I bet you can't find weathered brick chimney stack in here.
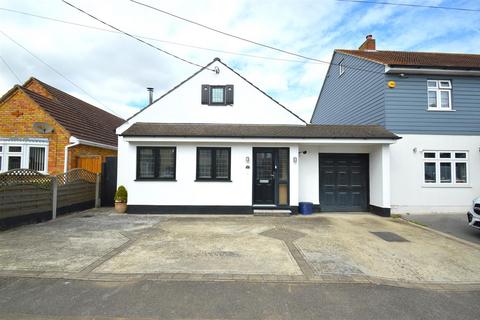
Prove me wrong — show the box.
[359,34,376,51]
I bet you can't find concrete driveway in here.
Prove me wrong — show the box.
[404,213,480,245]
[1,209,480,288]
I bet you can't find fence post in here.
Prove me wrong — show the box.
[52,176,58,220]
[95,173,101,208]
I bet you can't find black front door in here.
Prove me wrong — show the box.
[253,148,290,206]
[101,156,118,207]
[253,149,275,204]
[319,154,369,212]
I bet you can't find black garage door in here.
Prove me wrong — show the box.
[319,154,369,212]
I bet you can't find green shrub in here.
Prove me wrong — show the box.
[114,185,128,202]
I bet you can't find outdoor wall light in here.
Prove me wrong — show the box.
[413,147,418,153]
[245,156,250,163]
[293,157,298,163]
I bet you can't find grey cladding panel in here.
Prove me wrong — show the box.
[385,75,480,134]
[311,52,386,126]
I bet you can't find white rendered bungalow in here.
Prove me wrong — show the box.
[116,58,399,216]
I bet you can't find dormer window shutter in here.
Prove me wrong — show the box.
[201,85,210,104]
[225,85,234,105]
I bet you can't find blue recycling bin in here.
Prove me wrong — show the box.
[299,202,314,215]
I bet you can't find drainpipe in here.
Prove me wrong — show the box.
[64,137,80,172]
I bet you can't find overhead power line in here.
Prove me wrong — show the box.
[0,29,121,117]
[62,0,215,72]
[129,0,325,63]
[0,53,21,82]
[335,0,480,12]
[0,7,322,65]
[128,0,383,75]
[0,5,383,75]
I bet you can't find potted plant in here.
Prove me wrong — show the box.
[114,185,128,213]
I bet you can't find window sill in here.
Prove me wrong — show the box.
[426,108,456,112]
[135,178,177,182]
[422,184,470,188]
[195,179,232,182]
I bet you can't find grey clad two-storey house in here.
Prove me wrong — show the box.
[311,35,480,214]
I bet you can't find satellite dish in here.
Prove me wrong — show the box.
[33,122,54,134]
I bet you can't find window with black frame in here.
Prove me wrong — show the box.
[136,147,176,180]
[196,147,231,181]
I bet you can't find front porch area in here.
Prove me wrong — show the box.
[298,142,391,216]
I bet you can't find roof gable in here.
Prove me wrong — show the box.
[120,58,305,132]
[2,78,125,147]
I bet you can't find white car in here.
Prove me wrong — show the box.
[467,197,480,229]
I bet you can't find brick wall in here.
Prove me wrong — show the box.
[0,89,70,174]
[24,79,53,99]
[0,87,118,174]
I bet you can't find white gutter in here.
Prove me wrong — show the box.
[385,66,480,76]
[64,137,80,172]
[74,138,118,151]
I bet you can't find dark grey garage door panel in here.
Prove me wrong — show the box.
[319,154,369,212]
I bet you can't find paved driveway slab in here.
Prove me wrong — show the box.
[1,210,480,286]
[0,212,163,272]
[296,214,480,282]
[95,219,302,275]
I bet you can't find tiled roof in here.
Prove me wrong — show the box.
[121,123,400,140]
[22,79,125,147]
[336,50,480,70]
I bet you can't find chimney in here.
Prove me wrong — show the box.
[359,34,376,51]
[147,87,154,104]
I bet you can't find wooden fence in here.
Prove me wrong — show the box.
[0,168,100,229]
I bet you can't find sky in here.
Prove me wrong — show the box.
[1,0,480,121]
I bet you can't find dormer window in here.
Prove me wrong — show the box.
[339,59,345,77]
[427,80,452,111]
[211,86,225,104]
[201,85,234,106]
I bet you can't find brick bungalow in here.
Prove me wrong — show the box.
[0,78,125,174]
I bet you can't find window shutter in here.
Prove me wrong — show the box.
[225,85,234,105]
[201,85,210,104]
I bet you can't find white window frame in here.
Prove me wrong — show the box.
[339,59,345,77]
[422,151,468,187]
[0,138,49,174]
[427,80,453,111]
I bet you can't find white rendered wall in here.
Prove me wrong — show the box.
[117,60,304,135]
[298,144,391,209]
[390,134,480,214]
[369,145,391,209]
[117,138,299,207]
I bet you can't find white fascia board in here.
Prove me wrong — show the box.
[122,136,397,145]
[385,66,480,76]
[116,121,133,135]
[70,136,118,150]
